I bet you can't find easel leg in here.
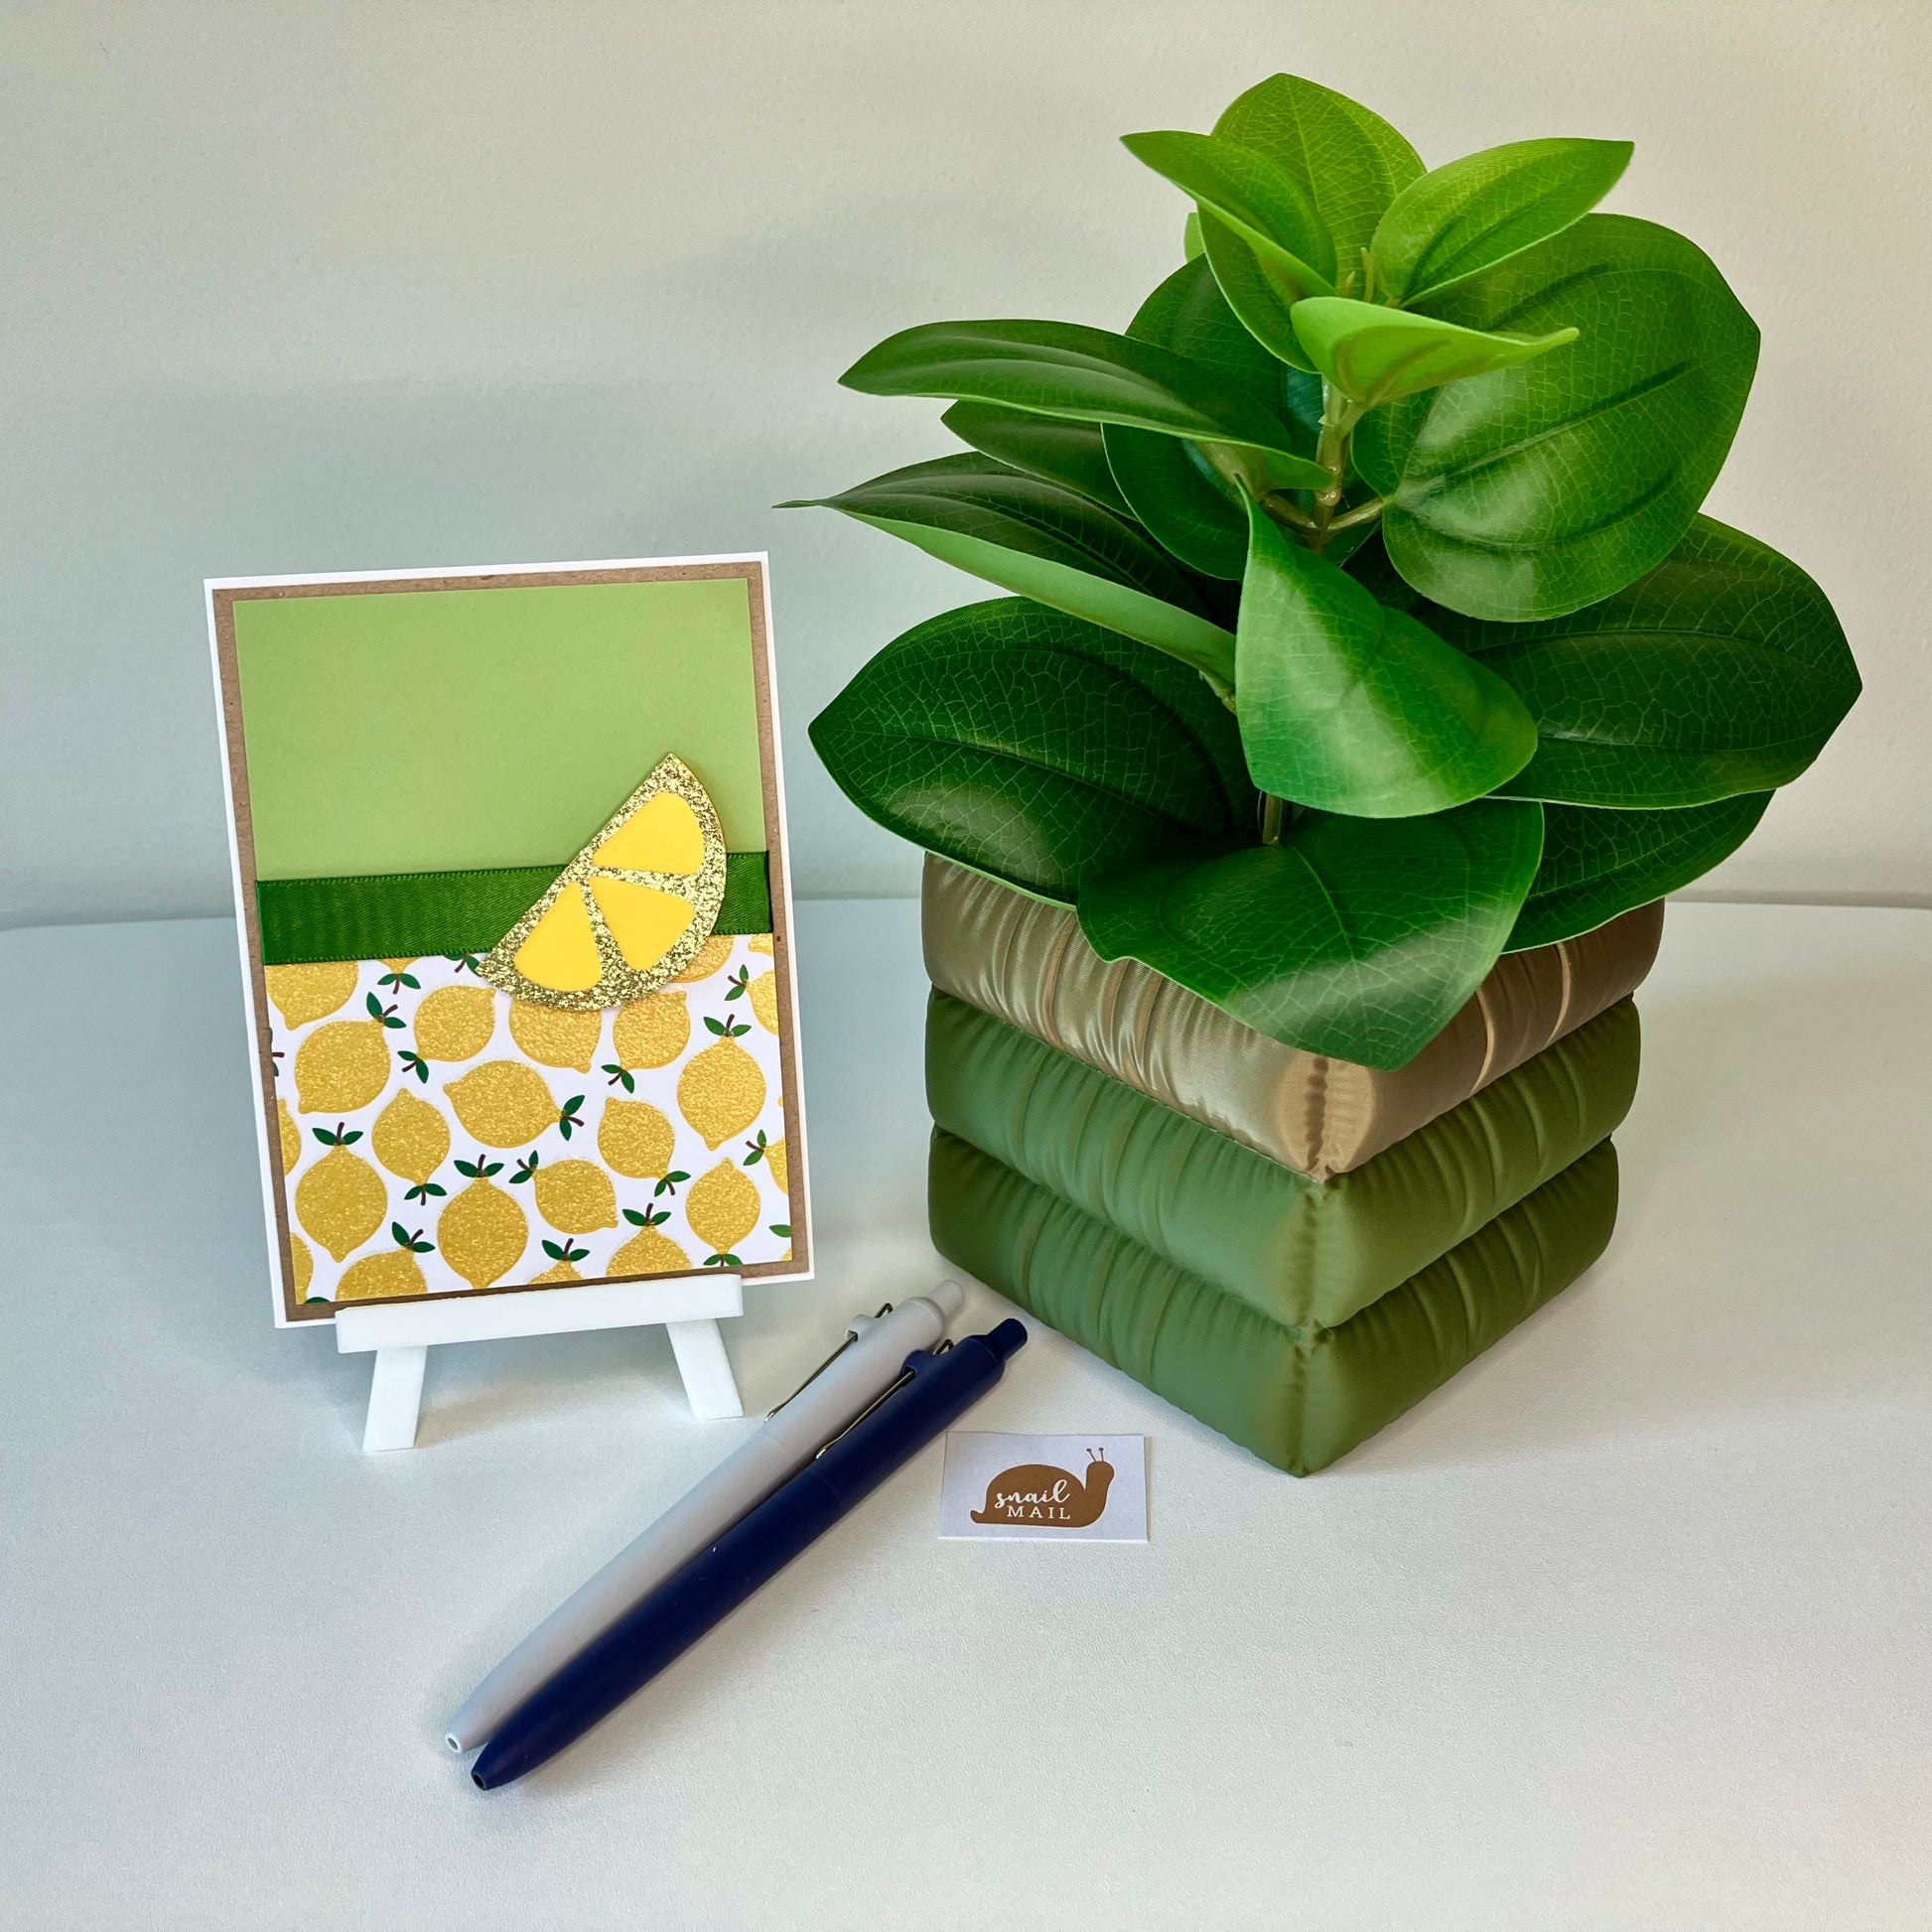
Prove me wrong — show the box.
[363,1344,429,1452]
[664,1318,744,1422]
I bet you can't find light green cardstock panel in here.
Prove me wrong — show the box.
[235,577,768,880]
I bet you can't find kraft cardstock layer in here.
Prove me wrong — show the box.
[210,560,810,1322]
[922,857,1663,1180]
[929,1131,1620,1475]
[927,992,1636,1330]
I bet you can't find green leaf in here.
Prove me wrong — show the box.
[838,318,1317,460]
[1291,298,1578,407]
[1509,794,1771,950]
[1236,504,1537,816]
[1197,211,1318,373]
[1105,258,1321,580]
[1077,798,1543,1067]
[1182,210,1204,259]
[1122,130,1337,294]
[1371,138,1633,305]
[941,401,1132,515]
[809,597,1253,902]
[1354,214,1759,621]
[1212,73,1426,283]
[1429,517,1860,807]
[787,453,1238,688]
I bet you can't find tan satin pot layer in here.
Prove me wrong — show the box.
[920,857,1664,1181]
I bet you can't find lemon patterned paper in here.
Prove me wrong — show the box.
[210,557,809,1322]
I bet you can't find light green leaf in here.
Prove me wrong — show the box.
[1105,257,1322,579]
[1372,137,1633,305]
[1077,798,1544,1066]
[1353,214,1759,621]
[1212,72,1425,282]
[1182,210,1205,259]
[941,400,1132,515]
[1432,517,1862,807]
[840,318,1319,460]
[784,454,1238,689]
[1291,297,1578,406]
[808,599,1253,902]
[1508,794,1771,950]
[1236,504,1536,816]
[1122,129,1338,296]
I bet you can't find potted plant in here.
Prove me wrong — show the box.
[792,72,1859,1470]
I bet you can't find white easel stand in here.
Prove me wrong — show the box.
[333,1273,744,1452]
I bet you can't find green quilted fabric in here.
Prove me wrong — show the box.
[927,990,1636,1327]
[929,1131,1619,1473]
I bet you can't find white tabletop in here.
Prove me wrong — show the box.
[3,898,1927,1930]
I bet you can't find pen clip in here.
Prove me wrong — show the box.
[813,1337,954,1458]
[765,1304,895,1418]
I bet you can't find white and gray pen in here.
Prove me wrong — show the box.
[444,1279,966,1752]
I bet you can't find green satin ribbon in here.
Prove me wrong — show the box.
[257,852,772,965]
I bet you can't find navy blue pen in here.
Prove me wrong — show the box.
[472,1317,1028,1789]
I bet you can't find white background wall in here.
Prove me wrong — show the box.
[2,0,1925,925]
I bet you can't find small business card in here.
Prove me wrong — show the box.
[938,1433,1147,1541]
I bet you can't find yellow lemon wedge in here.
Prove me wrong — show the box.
[591,790,705,874]
[513,886,603,993]
[477,755,728,1010]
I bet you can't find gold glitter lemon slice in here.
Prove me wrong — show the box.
[478,755,728,1012]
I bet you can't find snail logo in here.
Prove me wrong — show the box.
[970,1448,1115,1527]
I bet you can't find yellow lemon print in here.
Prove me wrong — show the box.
[508,999,603,1072]
[337,1248,427,1302]
[591,789,706,874]
[276,1098,301,1173]
[609,1220,689,1278]
[532,1160,618,1234]
[612,993,689,1069]
[438,1179,527,1290]
[445,1061,558,1148]
[413,985,496,1061]
[529,1254,583,1284]
[678,1034,765,1150]
[599,1099,677,1178]
[293,1022,390,1115]
[685,1160,761,1257]
[671,935,734,984]
[296,1144,387,1261]
[289,1234,315,1300]
[748,971,779,1034]
[371,1088,449,1184]
[378,957,418,972]
[265,961,359,1030]
[762,1137,788,1195]
[748,934,773,957]
[514,885,603,993]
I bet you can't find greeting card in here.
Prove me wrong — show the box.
[208,557,809,1323]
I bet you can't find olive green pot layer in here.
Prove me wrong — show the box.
[927,990,1636,1330]
[929,1130,1619,1475]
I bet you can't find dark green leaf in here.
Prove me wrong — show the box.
[1236,504,1537,815]
[768,1224,791,1239]
[622,1207,647,1226]
[1197,210,1318,372]
[1509,794,1770,950]
[1123,130,1337,312]
[788,453,1238,687]
[941,401,1132,514]
[1371,138,1633,305]
[809,597,1252,902]
[1077,798,1544,1066]
[1291,298,1578,406]
[1105,258,1322,580]
[1354,214,1759,621]
[1212,73,1425,283]
[837,318,1319,461]
[1434,517,1861,806]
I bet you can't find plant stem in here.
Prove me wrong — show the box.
[1260,792,1286,845]
[1308,385,1365,555]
